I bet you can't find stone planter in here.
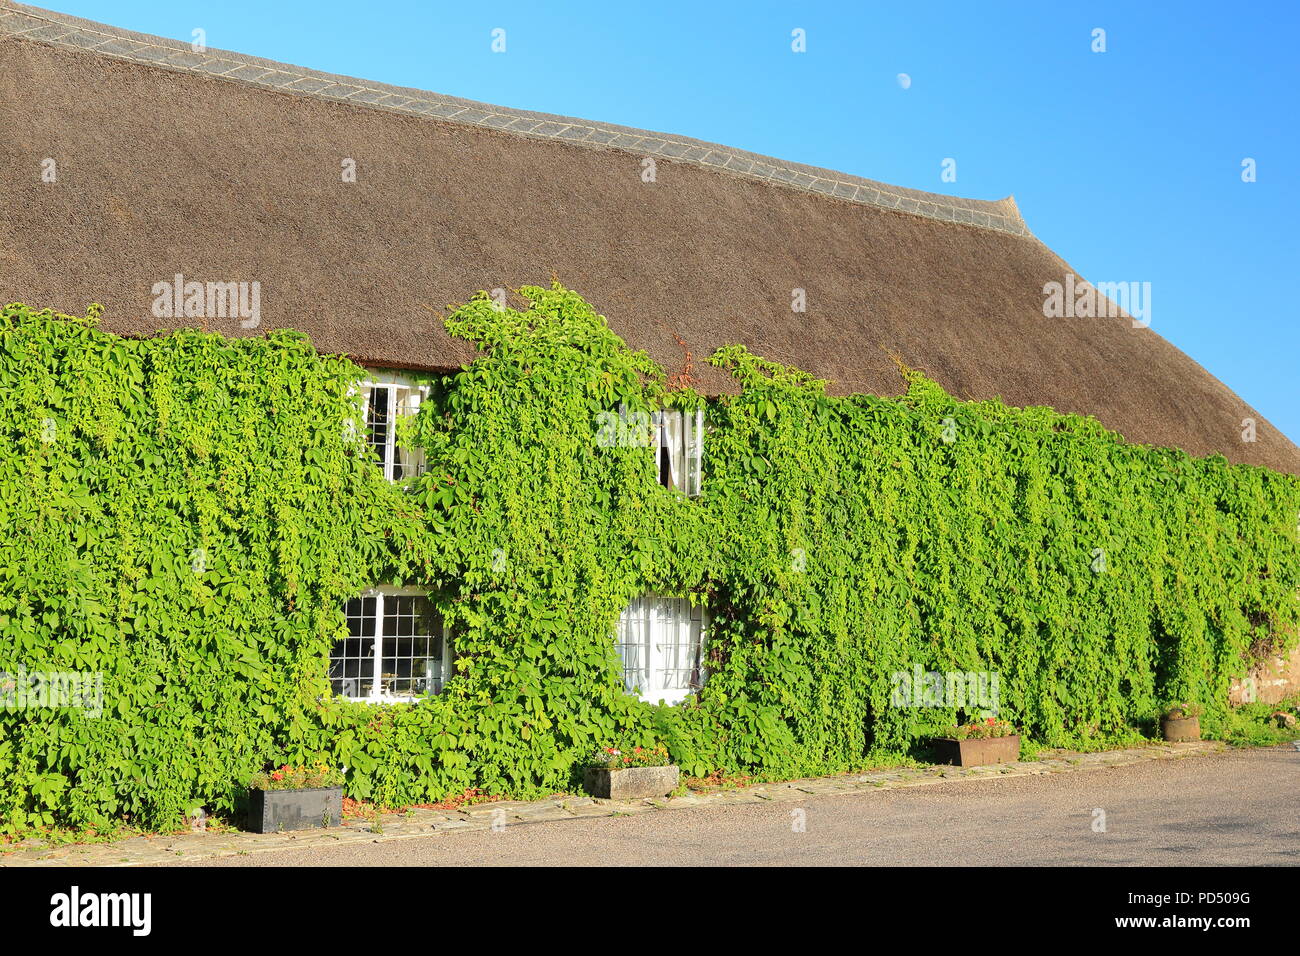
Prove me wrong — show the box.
[246,786,343,833]
[584,765,679,800]
[1160,715,1201,742]
[931,734,1020,767]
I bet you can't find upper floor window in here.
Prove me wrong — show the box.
[330,586,452,702]
[651,408,704,496]
[615,594,708,705]
[356,370,429,482]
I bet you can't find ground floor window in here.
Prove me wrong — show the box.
[615,594,707,704]
[330,587,451,701]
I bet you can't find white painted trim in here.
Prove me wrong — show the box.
[336,585,451,704]
[616,594,708,705]
[651,407,706,497]
[357,369,431,483]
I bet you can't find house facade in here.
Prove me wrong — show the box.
[1,5,1298,830]
[341,370,709,707]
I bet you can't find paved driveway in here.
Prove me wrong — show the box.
[180,746,1299,866]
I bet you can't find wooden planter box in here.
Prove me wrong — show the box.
[932,734,1020,767]
[1161,715,1201,742]
[247,786,343,833]
[584,765,679,800]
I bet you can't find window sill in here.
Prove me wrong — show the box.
[633,690,698,706]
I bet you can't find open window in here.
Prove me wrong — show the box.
[330,587,452,702]
[354,370,429,482]
[614,594,708,704]
[651,407,705,496]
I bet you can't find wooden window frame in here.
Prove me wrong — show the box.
[331,585,452,704]
[615,594,708,705]
[351,370,431,483]
[651,407,705,496]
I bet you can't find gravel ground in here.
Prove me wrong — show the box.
[177,746,1299,866]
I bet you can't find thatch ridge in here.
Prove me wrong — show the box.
[0,2,1029,236]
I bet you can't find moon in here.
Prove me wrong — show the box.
[897,73,912,90]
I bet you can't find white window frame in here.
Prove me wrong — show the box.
[651,407,705,496]
[351,369,431,482]
[615,594,708,705]
[331,585,453,704]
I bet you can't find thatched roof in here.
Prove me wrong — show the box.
[2,3,1296,473]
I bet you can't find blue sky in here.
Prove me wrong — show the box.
[46,0,1298,441]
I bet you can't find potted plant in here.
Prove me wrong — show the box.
[1160,702,1202,742]
[931,717,1021,767]
[583,745,679,800]
[246,762,345,833]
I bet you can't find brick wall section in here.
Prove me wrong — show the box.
[1229,649,1300,707]
[0,1,1032,238]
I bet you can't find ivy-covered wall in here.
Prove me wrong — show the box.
[2,288,1297,832]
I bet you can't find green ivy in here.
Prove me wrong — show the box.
[1,286,1297,833]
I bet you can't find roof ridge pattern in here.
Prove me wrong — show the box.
[1,2,1033,238]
